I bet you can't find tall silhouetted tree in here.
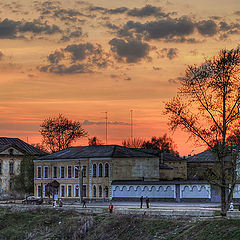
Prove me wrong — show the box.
[142,135,179,156]
[165,48,240,216]
[88,136,103,146]
[13,155,35,194]
[40,114,87,153]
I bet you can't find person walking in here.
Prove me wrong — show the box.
[82,199,86,208]
[146,196,150,208]
[59,199,63,207]
[140,196,143,208]
[109,202,114,213]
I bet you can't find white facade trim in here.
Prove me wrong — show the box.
[34,157,112,163]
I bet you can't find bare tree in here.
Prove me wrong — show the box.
[40,114,87,153]
[122,137,145,148]
[88,136,103,146]
[165,48,240,216]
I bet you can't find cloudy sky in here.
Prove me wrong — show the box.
[0,0,239,155]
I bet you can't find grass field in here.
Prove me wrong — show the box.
[0,207,240,240]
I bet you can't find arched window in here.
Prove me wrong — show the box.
[105,186,109,198]
[99,185,102,198]
[105,163,109,177]
[93,185,96,197]
[92,164,96,177]
[99,163,103,177]
[9,162,14,175]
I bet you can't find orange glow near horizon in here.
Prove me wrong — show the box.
[0,0,239,156]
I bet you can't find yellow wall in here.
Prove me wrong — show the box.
[112,157,159,181]
[165,160,187,180]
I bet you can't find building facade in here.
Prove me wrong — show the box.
[0,137,44,192]
[34,145,162,200]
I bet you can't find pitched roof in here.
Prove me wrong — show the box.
[133,148,183,161]
[0,137,45,156]
[37,145,158,160]
[187,149,231,163]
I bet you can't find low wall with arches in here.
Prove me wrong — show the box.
[112,185,175,199]
[111,181,240,202]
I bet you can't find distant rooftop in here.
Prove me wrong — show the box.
[37,145,158,160]
[0,137,45,156]
[133,148,183,161]
[187,149,231,163]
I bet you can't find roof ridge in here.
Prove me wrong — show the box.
[112,145,117,157]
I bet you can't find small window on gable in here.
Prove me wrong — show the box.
[9,149,13,155]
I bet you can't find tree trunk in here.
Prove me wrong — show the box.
[221,185,227,216]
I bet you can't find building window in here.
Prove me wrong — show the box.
[83,185,87,197]
[105,186,109,198]
[44,185,48,197]
[0,161,2,175]
[99,163,103,177]
[82,166,86,178]
[60,166,65,178]
[67,166,72,178]
[93,185,96,197]
[37,166,42,178]
[61,185,65,197]
[9,162,14,175]
[67,185,72,197]
[37,185,42,197]
[74,166,79,178]
[53,166,57,178]
[92,164,96,177]
[44,166,49,178]
[9,182,13,190]
[105,163,109,177]
[75,185,79,197]
[99,185,102,198]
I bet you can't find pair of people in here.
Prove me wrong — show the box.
[140,196,150,208]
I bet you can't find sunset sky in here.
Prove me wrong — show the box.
[0,0,239,155]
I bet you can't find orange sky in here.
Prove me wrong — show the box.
[0,0,239,156]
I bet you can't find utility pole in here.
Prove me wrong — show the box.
[78,161,83,203]
[105,112,108,145]
[101,111,108,145]
[130,110,133,141]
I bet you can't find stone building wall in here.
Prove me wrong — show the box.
[112,157,159,181]
[34,156,160,200]
[159,169,174,180]
[34,158,112,200]
[165,159,187,180]
[0,149,24,191]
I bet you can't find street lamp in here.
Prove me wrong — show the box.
[74,161,83,204]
